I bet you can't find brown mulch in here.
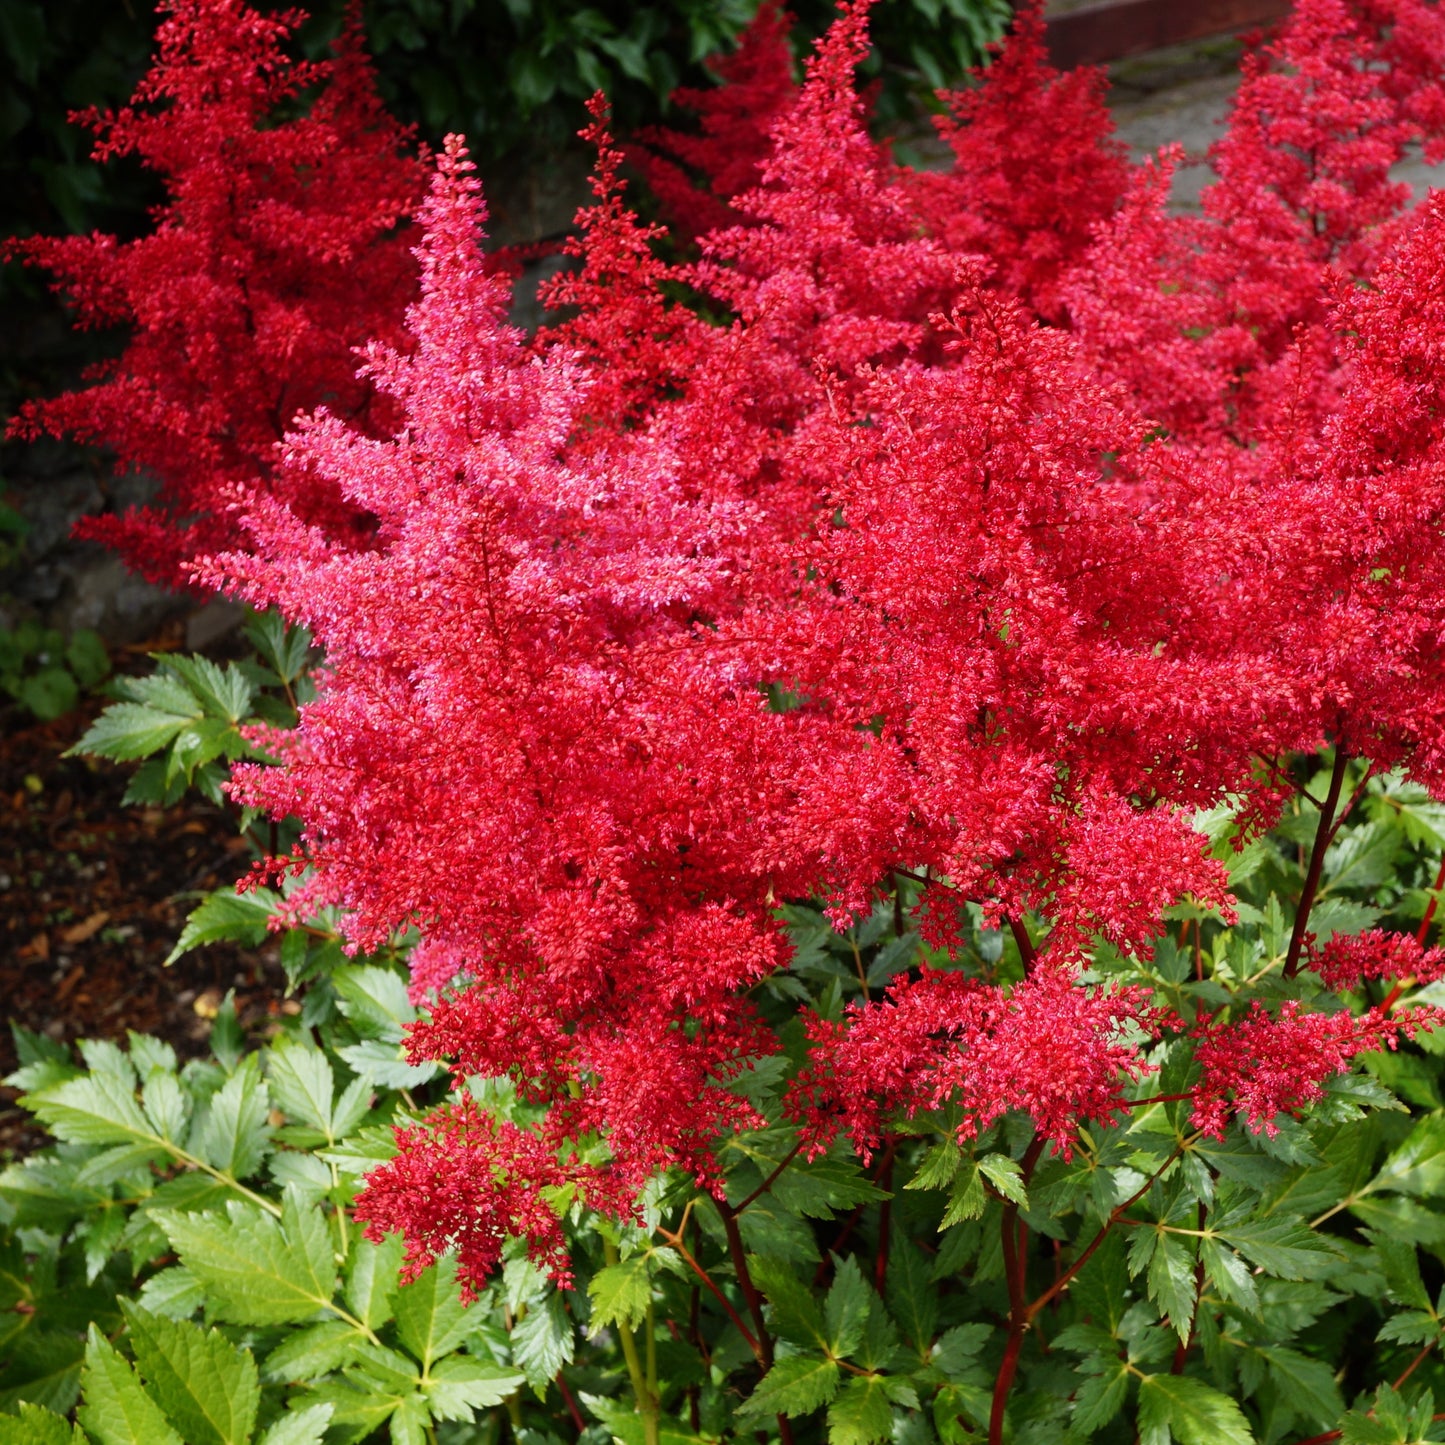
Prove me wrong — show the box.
[0,626,290,1155]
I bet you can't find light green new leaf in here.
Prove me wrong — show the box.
[424,1357,526,1420]
[120,1300,259,1445]
[255,1403,335,1445]
[1136,1373,1255,1445]
[68,699,200,763]
[195,1054,272,1177]
[141,1071,189,1144]
[333,966,415,1044]
[347,1233,404,1331]
[0,1402,85,1445]
[588,1253,654,1336]
[739,1355,841,1419]
[165,891,278,966]
[77,1326,184,1445]
[24,1071,152,1147]
[136,1267,205,1321]
[389,1391,431,1445]
[827,1374,894,1445]
[268,1040,336,1137]
[825,1255,872,1359]
[155,1190,338,1327]
[394,1254,475,1368]
[978,1154,1028,1207]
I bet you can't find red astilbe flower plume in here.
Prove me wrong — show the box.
[629,0,799,241]
[213,137,801,1266]
[535,98,711,443]
[790,966,1162,1160]
[6,0,423,588]
[353,1101,620,1294]
[1313,929,1445,993]
[1190,1000,1433,1138]
[906,0,1128,322]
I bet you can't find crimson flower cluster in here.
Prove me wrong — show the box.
[23,0,1445,1289]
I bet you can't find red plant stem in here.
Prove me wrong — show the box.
[716,1199,774,1369]
[1284,749,1350,978]
[988,1136,1047,1445]
[1417,854,1445,945]
[875,1145,894,1294]
[733,1140,806,1214]
[1008,915,1038,974]
[1026,1140,1190,1321]
[555,1370,586,1433]
[657,1222,762,1362]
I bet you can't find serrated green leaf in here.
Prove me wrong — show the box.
[136,1267,205,1321]
[77,1325,184,1445]
[977,1153,1027,1207]
[1371,1113,1445,1198]
[1220,1220,1337,1279]
[1136,1372,1254,1445]
[155,1190,338,1327]
[588,1253,654,1336]
[752,1256,827,1349]
[424,1357,525,1419]
[0,1402,85,1445]
[268,1041,335,1136]
[263,1321,371,1383]
[825,1255,872,1358]
[1258,1345,1344,1427]
[68,699,200,762]
[165,890,278,966]
[255,1403,335,1445]
[1147,1232,1198,1343]
[120,1300,260,1445]
[394,1254,475,1368]
[161,655,255,724]
[347,1233,404,1331]
[827,1374,894,1445]
[739,1354,840,1419]
[1073,1352,1130,1433]
[333,966,415,1044]
[23,1071,152,1146]
[512,1290,574,1389]
[195,1053,272,1177]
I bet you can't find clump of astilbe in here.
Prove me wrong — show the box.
[207,0,1445,1307]
[5,0,424,588]
[211,137,800,1240]
[33,2,1445,1437]
[1068,0,1445,444]
[904,0,1129,321]
[629,0,799,241]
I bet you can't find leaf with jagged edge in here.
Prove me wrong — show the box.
[119,1300,259,1445]
[154,1188,338,1327]
[1136,1373,1254,1445]
[0,1402,85,1444]
[738,1355,841,1419]
[77,1326,183,1445]
[254,1404,335,1445]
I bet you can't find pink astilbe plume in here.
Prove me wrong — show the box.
[5,0,423,588]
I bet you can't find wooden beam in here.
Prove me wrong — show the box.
[1044,0,1292,70]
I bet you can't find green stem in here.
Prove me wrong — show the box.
[603,1238,660,1445]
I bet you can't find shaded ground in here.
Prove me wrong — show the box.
[0,619,288,1154]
